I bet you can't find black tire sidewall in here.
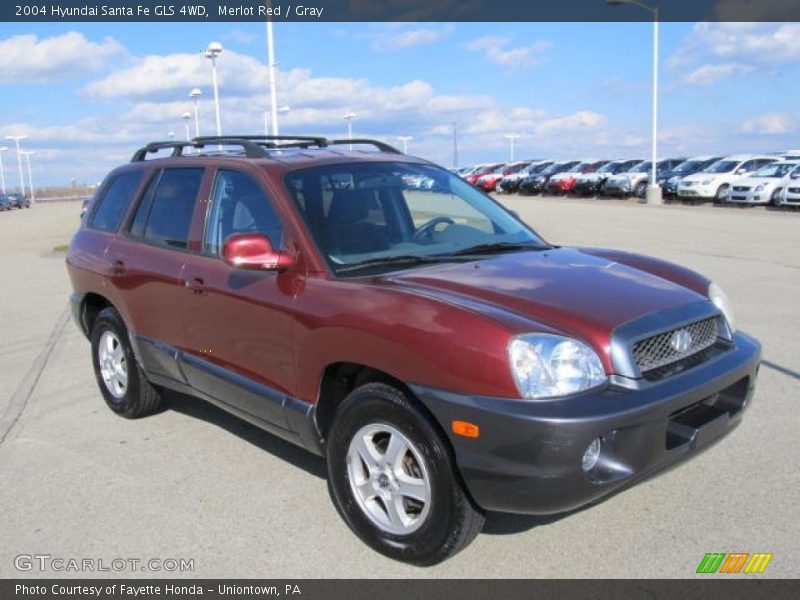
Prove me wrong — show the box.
[90,308,143,418]
[326,385,473,565]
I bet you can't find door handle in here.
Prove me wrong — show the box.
[185,277,207,295]
[108,260,126,276]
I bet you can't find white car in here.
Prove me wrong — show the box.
[727,161,800,206]
[780,174,800,207]
[677,155,778,202]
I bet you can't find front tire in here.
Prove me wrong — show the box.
[91,307,162,418]
[771,188,783,207]
[714,184,729,205]
[326,383,484,565]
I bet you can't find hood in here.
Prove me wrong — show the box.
[378,248,704,355]
[578,172,604,182]
[683,172,724,182]
[733,176,778,187]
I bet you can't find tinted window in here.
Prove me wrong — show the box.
[142,168,203,249]
[129,171,161,239]
[89,171,143,232]
[204,170,283,255]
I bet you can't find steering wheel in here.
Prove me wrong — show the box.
[412,216,455,243]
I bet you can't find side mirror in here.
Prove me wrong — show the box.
[791,172,800,179]
[222,233,293,272]
[735,168,746,175]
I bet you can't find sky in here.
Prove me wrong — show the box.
[1,21,799,187]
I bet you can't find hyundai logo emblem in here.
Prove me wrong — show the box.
[670,329,693,353]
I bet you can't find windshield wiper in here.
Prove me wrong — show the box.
[443,242,548,257]
[336,254,467,274]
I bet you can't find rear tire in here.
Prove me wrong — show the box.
[90,307,162,418]
[325,383,484,565]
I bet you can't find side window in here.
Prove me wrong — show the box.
[739,160,757,172]
[141,168,204,249]
[204,170,283,255]
[88,171,143,232]
[129,171,161,239]
[757,159,775,169]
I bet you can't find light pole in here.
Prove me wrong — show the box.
[607,0,660,204]
[0,147,7,195]
[452,121,458,168]
[204,42,224,142]
[504,133,521,161]
[166,131,176,140]
[265,11,280,137]
[182,113,192,142]
[189,88,202,137]
[20,150,35,202]
[264,106,290,136]
[397,136,413,154]
[5,135,28,197]
[343,112,356,150]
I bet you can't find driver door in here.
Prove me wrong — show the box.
[180,167,298,429]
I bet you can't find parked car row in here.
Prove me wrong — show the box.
[454,152,800,206]
[0,192,30,210]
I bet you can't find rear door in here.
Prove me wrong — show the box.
[179,166,299,429]
[105,167,206,384]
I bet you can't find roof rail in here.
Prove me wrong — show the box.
[131,138,269,162]
[131,135,403,162]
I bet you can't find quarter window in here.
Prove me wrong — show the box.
[204,170,283,255]
[88,171,143,232]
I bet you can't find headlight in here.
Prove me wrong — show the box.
[508,334,606,399]
[753,184,764,192]
[708,282,736,333]
[701,179,714,185]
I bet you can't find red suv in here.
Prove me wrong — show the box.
[67,136,760,565]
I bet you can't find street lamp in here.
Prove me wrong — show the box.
[182,112,192,142]
[397,136,413,154]
[265,13,281,137]
[166,131,176,140]
[0,147,7,195]
[5,135,28,197]
[20,150,35,202]
[607,0,661,204]
[189,88,203,137]
[504,133,521,161]
[343,112,356,150]
[189,88,202,137]
[264,106,290,136]
[204,42,224,140]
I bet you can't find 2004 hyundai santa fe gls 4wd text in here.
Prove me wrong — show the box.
[66,135,761,565]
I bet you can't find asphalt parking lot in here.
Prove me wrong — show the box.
[0,198,797,578]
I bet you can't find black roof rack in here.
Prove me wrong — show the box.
[131,135,403,163]
[131,138,269,162]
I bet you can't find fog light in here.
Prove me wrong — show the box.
[582,437,602,472]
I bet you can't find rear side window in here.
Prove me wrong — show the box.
[88,171,143,232]
[135,168,203,249]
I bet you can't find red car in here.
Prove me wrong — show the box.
[465,163,503,186]
[545,160,609,195]
[475,161,530,192]
[67,136,760,565]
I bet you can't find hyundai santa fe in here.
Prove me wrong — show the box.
[66,135,761,565]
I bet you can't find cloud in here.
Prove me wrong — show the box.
[83,49,275,100]
[740,113,794,135]
[223,28,257,45]
[682,62,754,86]
[372,24,453,51]
[466,36,551,70]
[669,23,800,85]
[534,111,606,135]
[0,31,126,83]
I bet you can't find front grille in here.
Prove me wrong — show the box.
[733,186,750,192]
[632,317,719,373]
[788,187,800,194]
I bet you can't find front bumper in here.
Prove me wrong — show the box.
[411,332,760,515]
[573,180,603,195]
[728,189,767,205]
[783,188,800,205]
[678,184,714,199]
[602,180,631,195]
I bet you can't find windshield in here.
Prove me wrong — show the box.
[704,160,739,173]
[752,162,796,178]
[597,162,621,173]
[672,160,709,174]
[631,161,652,173]
[285,162,548,275]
